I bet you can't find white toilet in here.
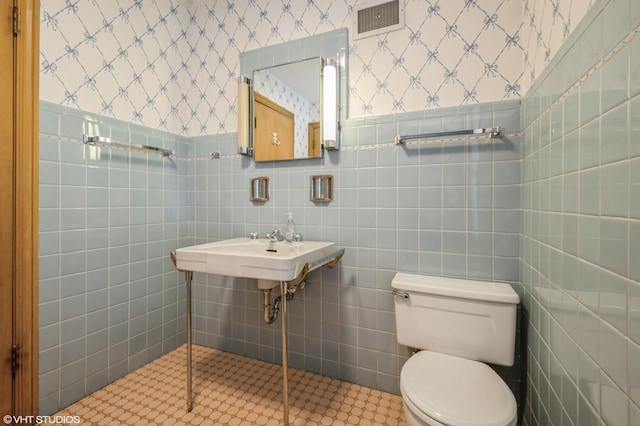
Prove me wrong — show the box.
[392,272,520,426]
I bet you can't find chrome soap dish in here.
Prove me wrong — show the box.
[310,175,333,202]
[250,176,270,202]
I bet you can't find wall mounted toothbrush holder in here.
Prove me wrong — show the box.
[310,175,333,202]
[250,176,270,202]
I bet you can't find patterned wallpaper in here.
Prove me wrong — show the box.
[522,0,594,90]
[39,1,593,136]
[349,0,523,114]
[40,1,194,134]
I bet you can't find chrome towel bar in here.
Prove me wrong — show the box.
[81,134,222,159]
[395,126,503,145]
[83,134,175,157]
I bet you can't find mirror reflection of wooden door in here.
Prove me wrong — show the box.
[308,121,320,157]
[1,0,39,417]
[253,92,294,161]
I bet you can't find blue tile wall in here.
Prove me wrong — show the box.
[39,97,521,413]
[40,1,640,421]
[520,0,640,424]
[37,101,191,414]
[188,99,522,394]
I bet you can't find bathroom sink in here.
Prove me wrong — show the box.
[174,238,342,287]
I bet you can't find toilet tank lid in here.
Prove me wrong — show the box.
[391,273,519,304]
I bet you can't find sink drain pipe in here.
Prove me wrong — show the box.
[262,285,300,324]
[262,289,281,324]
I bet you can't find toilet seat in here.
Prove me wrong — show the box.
[400,351,517,426]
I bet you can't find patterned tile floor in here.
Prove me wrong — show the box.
[56,344,407,425]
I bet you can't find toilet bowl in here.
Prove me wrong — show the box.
[392,273,520,426]
[400,351,517,426]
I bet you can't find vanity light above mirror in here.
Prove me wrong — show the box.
[237,29,348,162]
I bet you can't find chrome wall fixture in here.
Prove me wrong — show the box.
[310,174,334,202]
[83,134,174,157]
[394,126,503,145]
[250,176,270,202]
[81,134,220,160]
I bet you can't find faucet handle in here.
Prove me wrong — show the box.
[293,233,303,242]
[249,231,259,240]
[266,229,284,241]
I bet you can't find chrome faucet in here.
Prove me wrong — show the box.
[266,229,284,242]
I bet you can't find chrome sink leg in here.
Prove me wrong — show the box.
[186,270,193,412]
[280,280,289,426]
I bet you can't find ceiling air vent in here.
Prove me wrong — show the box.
[353,0,404,40]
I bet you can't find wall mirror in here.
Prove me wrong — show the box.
[238,28,348,162]
[252,58,322,162]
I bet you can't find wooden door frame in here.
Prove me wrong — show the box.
[307,121,320,157]
[0,0,17,414]
[12,0,39,415]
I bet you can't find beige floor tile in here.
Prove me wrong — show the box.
[56,345,407,425]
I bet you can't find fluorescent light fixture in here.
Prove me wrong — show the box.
[237,77,253,155]
[322,58,339,150]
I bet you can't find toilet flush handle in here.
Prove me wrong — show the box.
[392,289,410,300]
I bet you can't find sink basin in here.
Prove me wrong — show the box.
[175,238,342,287]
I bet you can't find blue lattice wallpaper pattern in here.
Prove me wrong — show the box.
[37,1,599,135]
[522,0,594,90]
[40,1,198,135]
[349,0,525,115]
[40,0,529,136]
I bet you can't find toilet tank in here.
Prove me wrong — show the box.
[392,273,520,366]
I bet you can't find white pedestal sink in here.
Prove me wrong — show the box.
[175,237,342,287]
[171,237,344,425]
